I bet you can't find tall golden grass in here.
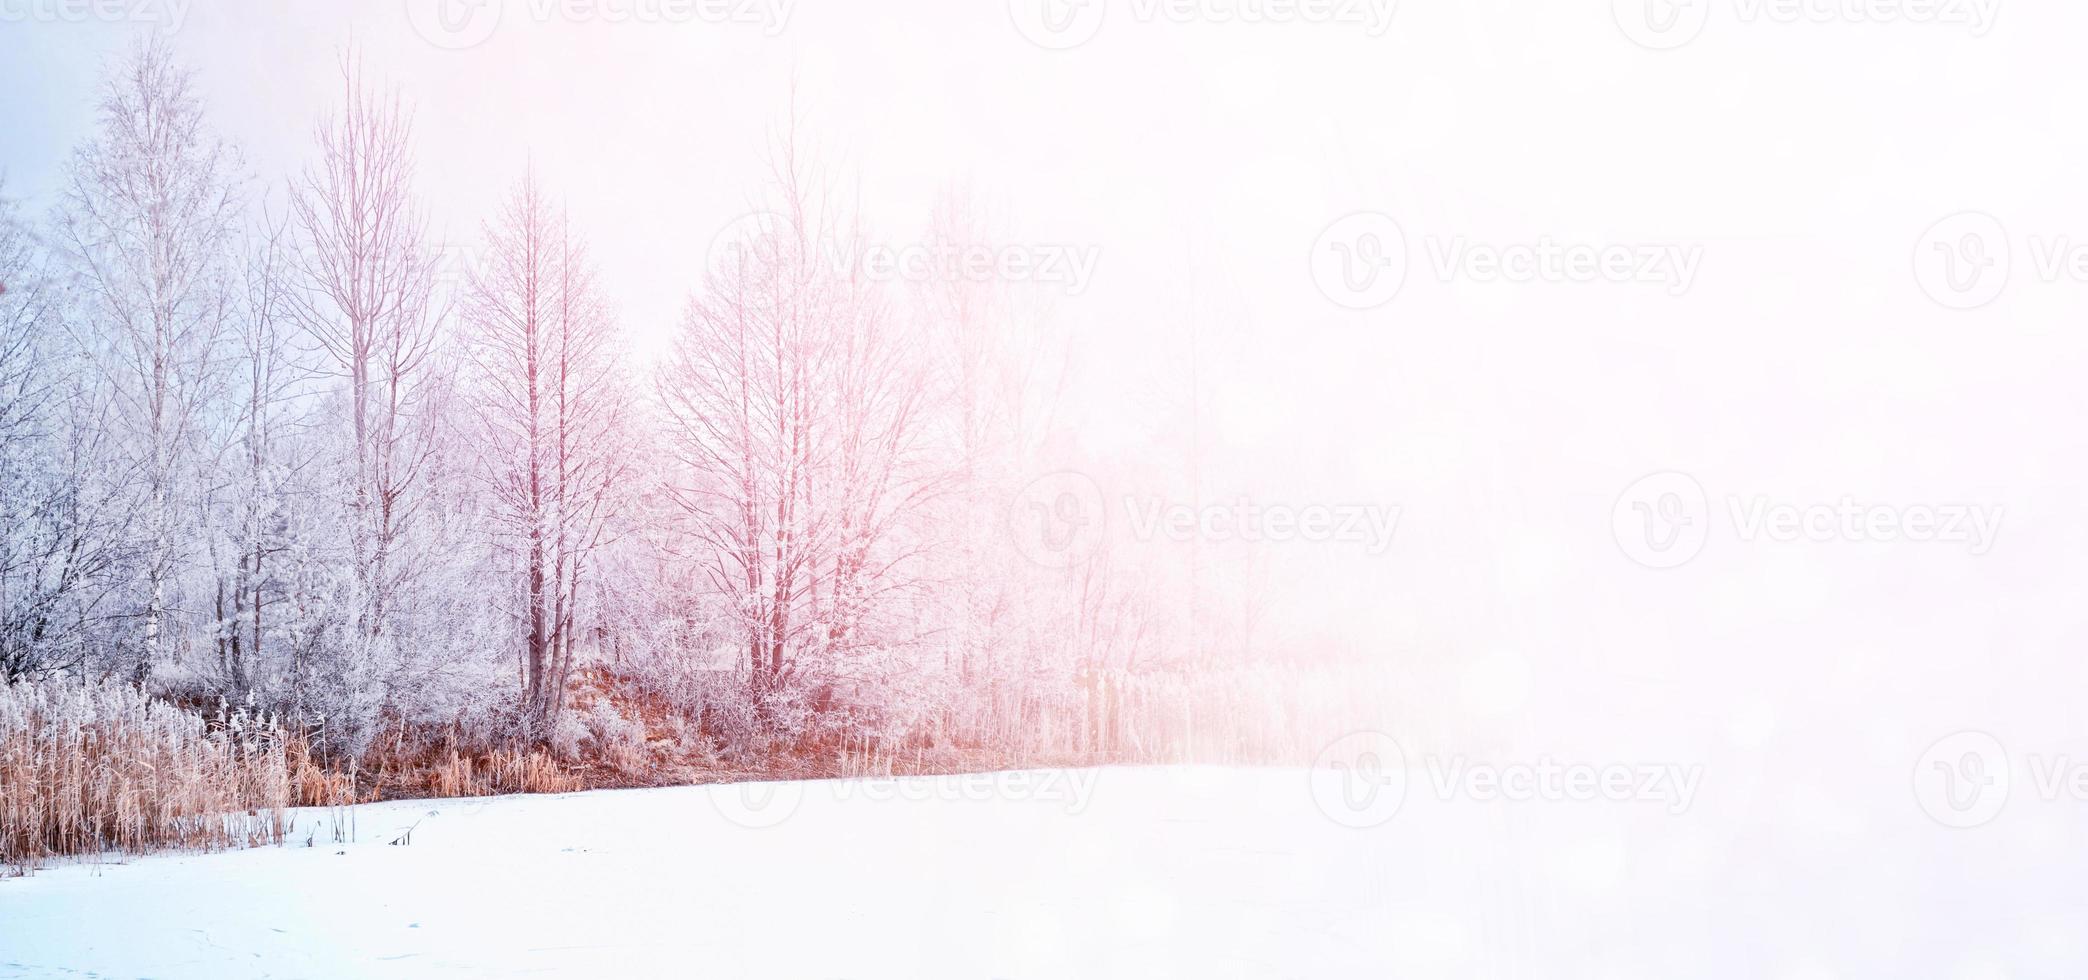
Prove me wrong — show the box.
[349,722,583,798]
[421,747,582,797]
[0,679,291,871]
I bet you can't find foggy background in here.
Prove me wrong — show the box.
[5,1,2087,972]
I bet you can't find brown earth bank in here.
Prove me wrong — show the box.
[291,666,1155,806]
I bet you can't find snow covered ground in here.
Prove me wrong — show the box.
[0,764,2077,979]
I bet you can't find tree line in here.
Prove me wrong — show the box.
[0,39,1339,770]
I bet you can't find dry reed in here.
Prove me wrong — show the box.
[1,679,291,871]
[420,747,581,798]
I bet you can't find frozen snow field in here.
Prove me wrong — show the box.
[0,764,2075,979]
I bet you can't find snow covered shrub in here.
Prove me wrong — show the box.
[694,680,786,766]
[610,649,775,765]
[580,699,646,771]
[0,678,290,870]
[549,709,589,762]
[540,693,645,771]
[792,645,937,752]
[649,712,716,767]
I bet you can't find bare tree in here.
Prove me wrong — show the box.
[660,198,829,703]
[52,38,242,682]
[206,212,310,695]
[823,233,939,667]
[913,191,1073,685]
[287,54,446,742]
[463,168,634,737]
[660,131,938,715]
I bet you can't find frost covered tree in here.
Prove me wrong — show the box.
[51,39,243,682]
[910,192,1077,686]
[286,56,449,748]
[0,183,127,681]
[0,192,44,458]
[0,39,1334,777]
[821,236,935,670]
[659,192,832,703]
[659,135,935,721]
[203,216,310,697]
[463,168,635,737]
